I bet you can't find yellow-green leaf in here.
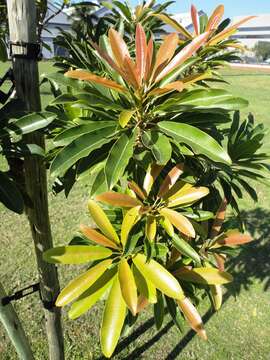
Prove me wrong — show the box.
[100,276,126,358]
[153,14,192,39]
[118,259,138,315]
[119,110,135,128]
[143,163,163,195]
[168,186,209,207]
[145,216,157,242]
[56,259,112,307]
[133,264,157,303]
[210,284,223,311]
[121,206,141,246]
[69,268,117,319]
[43,245,112,264]
[174,267,233,285]
[160,216,175,237]
[133,253,184,300]
[88,200,119,244]
[160,208,195,238]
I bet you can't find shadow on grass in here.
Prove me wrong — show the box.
[98,207,270,360]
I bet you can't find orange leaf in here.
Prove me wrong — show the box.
[155,32,210,82]
[79,224,119,250]
[145,37,154,81]
[217,232,253,246]
[122,56,141,89]
[136,23,147,84]
[214,253,225,272]
[210,198,227,239]
[153,33,179,76]
[206,5,224,31]
[95,191,142,208]
[136,295,149,313]
[128,181,147,201]
[177,298,207,340]
[159,208,195,238]
[109,28,131,68]
[158,164,184,198]
[191,5,199,35]
[65,70,127,93]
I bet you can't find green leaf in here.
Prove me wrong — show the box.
[142,131,172,165]
[165,296,185,332]
[50,126,116,177]
[43,245,112,264]
[171,234,201,265]
[0,38,7,62]
[119,110,135,128]
[100,276,127,358]
[0,171,24,214]
[51,93,78,105]
[1,112,57,137]
[154,291,165,330]
[105,130,136,189]
[69,268,117,319]
[54,121,115,147]
[158,121,231,164]
[155,89,248,114]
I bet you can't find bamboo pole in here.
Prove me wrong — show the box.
[0,282,34,360]
[6,1,65,359]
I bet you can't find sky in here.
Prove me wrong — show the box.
[130,0,270,17]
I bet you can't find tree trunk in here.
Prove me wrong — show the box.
[0,282,34,360]
[6,1,65,359]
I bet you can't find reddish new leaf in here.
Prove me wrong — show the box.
[136,23,147,83]
[191,5,199,35]
[96,191,142,208]
[206,5,224,31]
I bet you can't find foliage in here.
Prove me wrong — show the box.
[254,41,270,62]
[42,2,269,358]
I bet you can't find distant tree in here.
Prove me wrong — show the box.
[254,41,270,61]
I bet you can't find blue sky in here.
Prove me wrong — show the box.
[130,0,270,17]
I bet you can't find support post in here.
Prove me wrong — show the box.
[0,282,34,360]
[6,1,65,359]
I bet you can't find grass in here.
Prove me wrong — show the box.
[0,63,270,359]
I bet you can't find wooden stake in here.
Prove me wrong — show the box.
[0,282,34,360]
[6,1,65,359]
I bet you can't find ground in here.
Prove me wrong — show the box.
[0,63,270,359]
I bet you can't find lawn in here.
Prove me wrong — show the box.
[0,63,270,360]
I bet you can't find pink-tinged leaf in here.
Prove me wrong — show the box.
[206,5,224,31]
[210,198,227,239]
[65,70,127,93]
[155,32,210,82]
[145,37,154,81]
[143,163,164,195]
[209,16,256,45]
[128,181,147,200]
[153,33,179,75]
[158,164,184,198]
[122,56,141,89]
[191,5,199,35]
[95,191,142,208]
[109,28,131,68]
[80,224,119,250]
[159,208,195,238]
[136,23,147,84]
[177,298,207,340]
[217,232,253,246]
